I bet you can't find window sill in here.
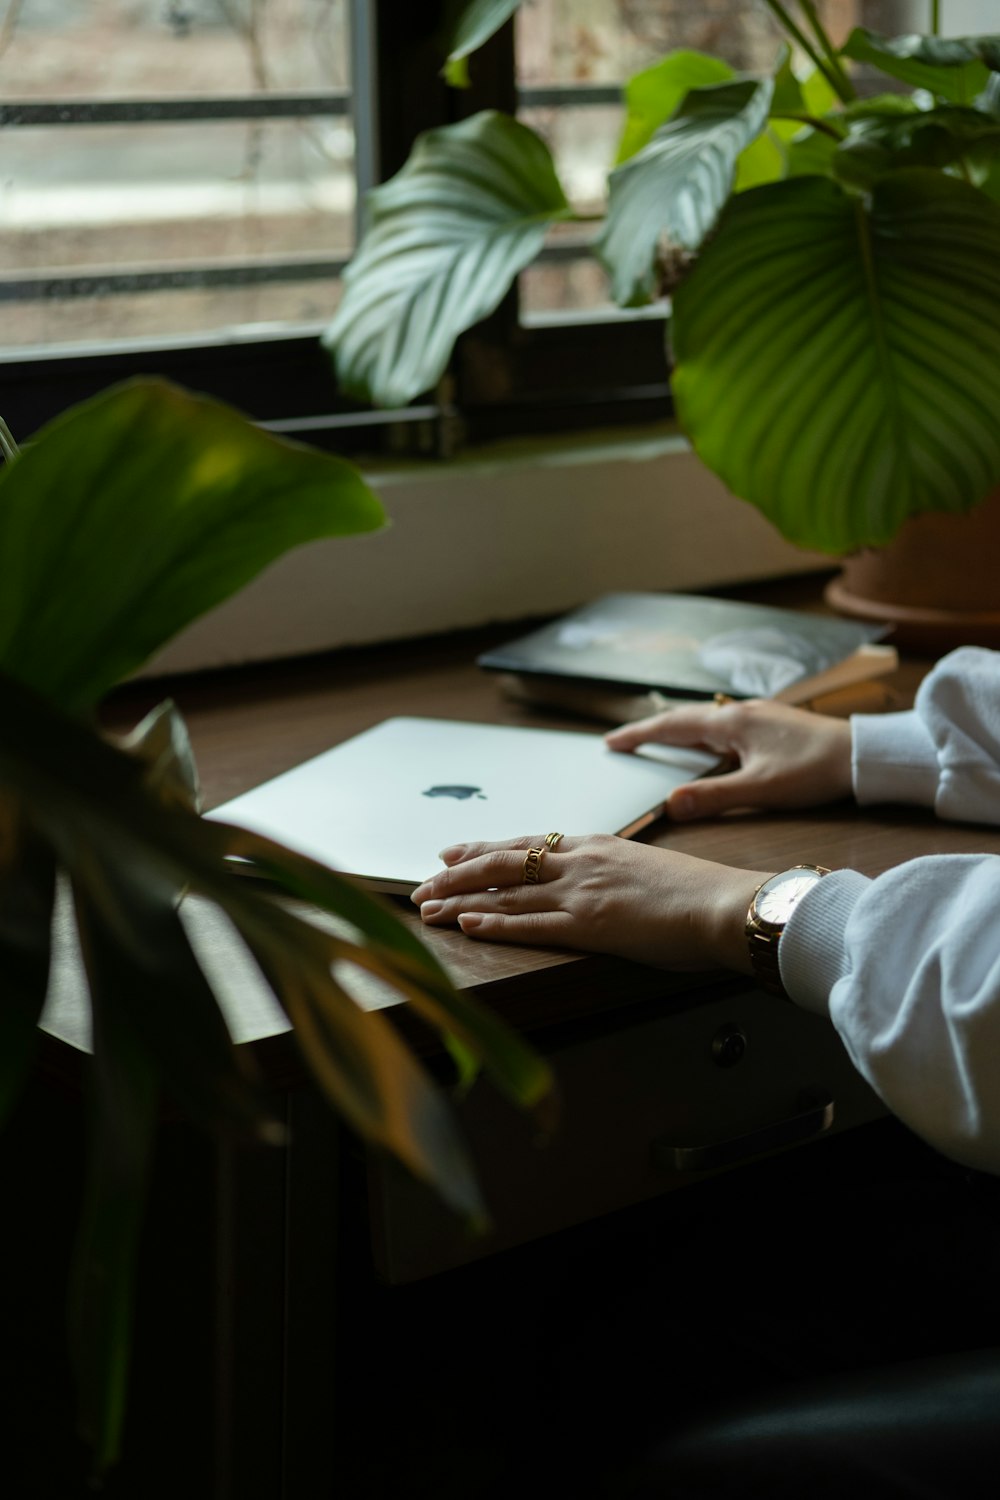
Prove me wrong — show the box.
[141,421,824,678]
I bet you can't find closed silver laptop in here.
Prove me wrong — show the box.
[207,716,716,893]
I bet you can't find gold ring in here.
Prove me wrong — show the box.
[544,831,564,849]
[522,847,545,884]
[713,692,734,707]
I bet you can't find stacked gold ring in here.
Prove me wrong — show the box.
[522,847,545,884]
[544,831,564,849]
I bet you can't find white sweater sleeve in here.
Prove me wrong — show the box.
[781,859,1000,1175]
[852,646,1000,824]
[779,647,1000,1174]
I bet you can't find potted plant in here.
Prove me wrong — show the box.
[324,1,1000,646]
[0,379,551,1478]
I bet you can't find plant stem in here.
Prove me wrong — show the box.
[771,111,845,139]
[761,0,853,104]
[931,1,941,35]
[0,415,20,463]
[798,0,856,100]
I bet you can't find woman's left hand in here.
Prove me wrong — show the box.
[411,834,771,974]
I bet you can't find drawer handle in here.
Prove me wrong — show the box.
[656,1088,835,1173]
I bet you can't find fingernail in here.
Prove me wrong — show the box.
[420,900,444,918]
[458,912,483,931]
[438,845,466,863]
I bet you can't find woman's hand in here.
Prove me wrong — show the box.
[607,699,853,821]
[411,835,771,973]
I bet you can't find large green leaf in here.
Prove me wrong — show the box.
[324,111,570,408]
[841,28,996,103]
[615,50,734,165]
[0,380,384,716]
[671,170,1000,552]
[598,78,774,306]
[443,0,523,88]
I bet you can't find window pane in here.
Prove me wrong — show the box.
[0,1,352,354]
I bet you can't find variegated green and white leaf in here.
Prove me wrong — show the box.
[325,111,570,407]
[599,78,774,306]
[672,170,1000,552]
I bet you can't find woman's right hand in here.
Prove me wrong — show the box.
[606,698,853,821]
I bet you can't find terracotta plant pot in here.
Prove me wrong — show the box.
[825,485,1000,652]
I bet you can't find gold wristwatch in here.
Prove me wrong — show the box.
[746,864,830,999]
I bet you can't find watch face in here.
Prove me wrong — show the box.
[756,867,824,925]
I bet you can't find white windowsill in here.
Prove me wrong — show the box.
[141,422,825,678]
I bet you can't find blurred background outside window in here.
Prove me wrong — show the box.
[0,1,354,353]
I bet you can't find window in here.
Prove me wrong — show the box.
[1,1,992,452]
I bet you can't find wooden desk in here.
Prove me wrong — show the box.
[93,588,988,1048]
[93,612,995,1279]
[20,585,1000,1499]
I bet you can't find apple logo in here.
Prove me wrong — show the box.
[423,785,487,800]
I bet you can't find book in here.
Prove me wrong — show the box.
[477,592,897,724]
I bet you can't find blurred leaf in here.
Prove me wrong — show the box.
[324,111,570,407]
[0,669,553,1204]
[599,78,773,305]
[67,895,157,1474]
[65,839,278,1144]
[978,71,1000,118]
[799,61,840,118]
[443,0,522,88]
[227,899,486,1221]
[833,104,1000,190]
[213,822,554,1115]
[615,50,733,165]
[841,28,995,103]
[114,699,201,813]
[736,55,840,192]
[0,380,385,716]
[0,801,55,1126]
[980,155,1000,200]
[786,124,838,177]
[671,170,1000,552]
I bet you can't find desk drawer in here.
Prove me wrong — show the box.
[368,985,885,1283]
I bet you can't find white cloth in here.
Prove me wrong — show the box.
[780,648,1000,1175]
